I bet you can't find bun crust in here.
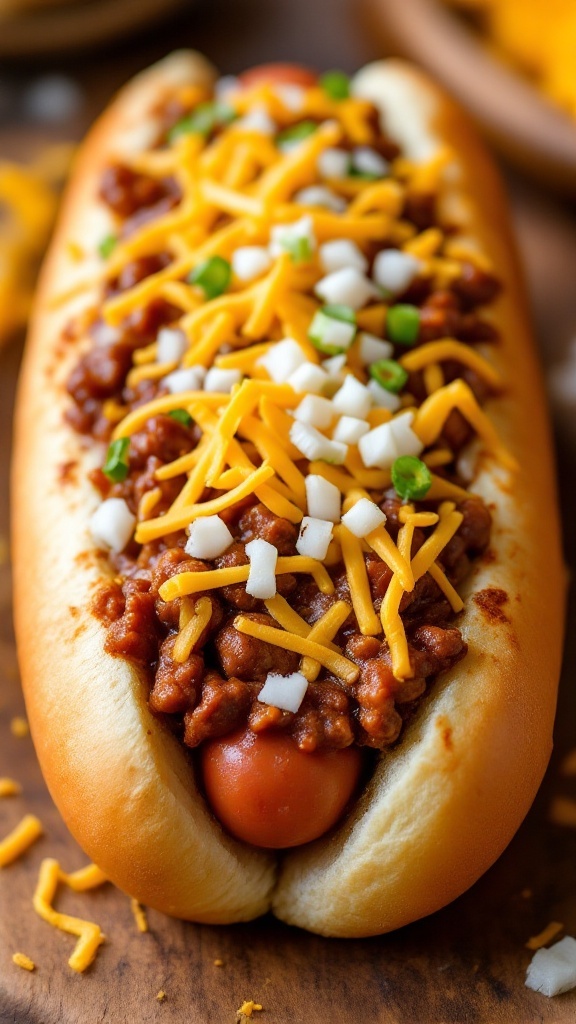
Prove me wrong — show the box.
[12,54,564,936]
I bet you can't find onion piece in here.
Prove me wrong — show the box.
[89,498,136,553]
[357,331,394,365]
[232,246,272,282]
[332,415,370,444]
[294,185,346,213]
[294,395,335,429]
[156,327,187,364]
[257,337,306,383]
[351,146,390,178]
[258,671,309,713]
[373,249,421,295]
[305,474,341,523]
[236,107,276,134]
[315,267,378,310]
[296,516,333,559]
[332,375,372,419]
[204,367,242,393]
[317,147,350,180]
[290,420,347,464]
[269,216,316,259]
[287,361,330,394]
[245,539,278,599]
[319,238,368,274]
[525,936,576,997]
[367,378,401,412]
[341,498,386,538]
[162,366,206,394]
[185,515,233,560]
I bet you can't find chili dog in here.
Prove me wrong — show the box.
[12,51,564,937]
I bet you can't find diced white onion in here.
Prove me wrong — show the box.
[318,238,368,275]
[185,515,233,559]
[245,538,278,599]
[315,266,378,310]
[162,366,206,393]
[290,420,347,464]
[310,312,356,353]
[296,516,333,559]
[358,421,398,469]
[389,410,424,457]
[341,497,386,537]
[269,215,316,258]
[287,361,330,394]
[357,331,394,365]
[274,84,305,112]
[317,147,350,179]
[294,186,346,213]
[258,671,309,713]
[525,937,576,997]
[156,327,187,364]
[257,337,306,382]
[294,394,335,428]
[358,410,423,469]
[203,367,242,393]
[373,249,421,295]
[367,378,401,412]
[89,498,136,554]
[322,353,347,377]
[305,474,341,523]
[332,375,372,419]
[232,245,272,282]
[332,415,370,444]
[236,106,276,134]
[351,146,389,178]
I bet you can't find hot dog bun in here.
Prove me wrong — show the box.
[12,53,563,936]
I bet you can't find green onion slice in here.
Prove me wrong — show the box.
[320,70,350,100]
[168,408,193,427]
[98,234,117,259]
[386,304,420,346]
[308,304,357,355]
[369,359,408,394]
[276,120,317,147]
[103,437,130,483]
[391,456,432,502]
[169,102,237,143]
[188,255,232,300]
[279,234,313,263]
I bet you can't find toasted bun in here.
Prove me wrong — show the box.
[12,54,563,937]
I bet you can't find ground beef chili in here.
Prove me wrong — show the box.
[68,73,501,760]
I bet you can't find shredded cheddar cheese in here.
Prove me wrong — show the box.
[130,897,149,933]
[77,68,516,714]
[33,859,107,973]
[0,815,43,867]
[10,717,29,738]
[12,953,35,971]
[0,778,22,797]
[526,921,564,950]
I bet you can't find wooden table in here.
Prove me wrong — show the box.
[1,1,575,1020]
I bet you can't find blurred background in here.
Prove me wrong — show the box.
[1,1,575,1020]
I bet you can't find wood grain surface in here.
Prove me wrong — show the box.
[1,1,575,1020]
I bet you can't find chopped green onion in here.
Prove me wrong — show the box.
[279,234,313,263]
[320,70,350,101]
[168,408,193,427]
[168,102,237,143]
[349,167,380,182]
[276,120,317,147]
[391,456,432,502]
[386,304,420,346]
[308,304,357,355]
[103,437,130,483]
[322,304,356,324]
[188,255,232,300]
[98,234,117,259]
[369,359,408,394]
